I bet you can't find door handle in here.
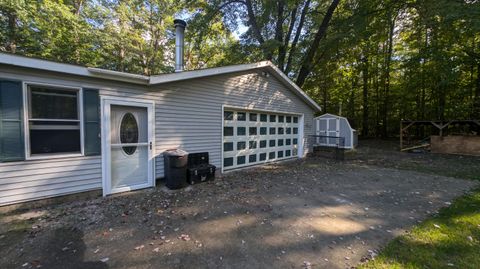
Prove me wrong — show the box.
[149,142,152,150]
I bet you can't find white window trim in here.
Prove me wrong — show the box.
[22,82,84,160]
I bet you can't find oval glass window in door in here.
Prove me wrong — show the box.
[120,113,138,155]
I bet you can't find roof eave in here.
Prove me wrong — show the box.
[0,52,321,112]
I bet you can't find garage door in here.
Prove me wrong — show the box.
[223,109,300,170]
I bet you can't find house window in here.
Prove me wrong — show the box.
[249,127,257,135]
[224,127,234,136]
[27,85,81,156]
[260,140,267,148]
[237,112,246,121]
[260,114,268,122]
[237,127,246,136]
[224,111,234,120]
[260,127,267,135]
[249,113,257,122]
[269,140,275,147]
[237,156,246,165]
[224,142,234,152]
[237,141,246,150]
[224,157,233,167]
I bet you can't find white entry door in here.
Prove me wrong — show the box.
[102,98,154,195]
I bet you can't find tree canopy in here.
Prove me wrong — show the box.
[1,0,479,137]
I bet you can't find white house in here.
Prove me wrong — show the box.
[0,20,321,206]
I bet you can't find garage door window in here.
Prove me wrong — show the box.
[223,109,301,170]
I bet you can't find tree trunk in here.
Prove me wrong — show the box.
[473,62,480,118]
[245,0,267,58]
[362,55,369,137]
[6,10,17,53]
[284,0,310,74]
[278,4,297,70]
[296,0,340,87]
[348,76,356,119]
[382,14,395,138]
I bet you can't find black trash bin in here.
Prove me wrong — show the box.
[163,149,188,189]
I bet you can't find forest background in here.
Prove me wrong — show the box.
[1,0,479,137]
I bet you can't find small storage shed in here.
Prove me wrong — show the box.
[314,113,357,149]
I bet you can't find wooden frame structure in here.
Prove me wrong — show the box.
[400,120,480,151]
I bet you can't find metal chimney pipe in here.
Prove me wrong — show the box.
[174,19,186,72]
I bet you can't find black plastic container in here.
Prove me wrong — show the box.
[187,152,216,184]
[164,149,188,189]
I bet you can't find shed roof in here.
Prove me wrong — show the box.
[315,113,355,130]
[0,52,321,112]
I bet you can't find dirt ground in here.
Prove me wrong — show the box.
[1,141,479,269]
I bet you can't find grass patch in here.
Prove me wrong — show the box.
[359,188,480,269]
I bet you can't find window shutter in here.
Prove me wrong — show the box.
[0,80,25,162]
[83,88,101,156]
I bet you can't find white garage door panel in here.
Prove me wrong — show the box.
[223,109,300,170]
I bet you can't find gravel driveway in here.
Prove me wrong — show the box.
[1,156,477,269]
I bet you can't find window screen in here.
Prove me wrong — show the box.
[28,86,81,155]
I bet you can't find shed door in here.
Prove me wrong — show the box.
[327,118,339,146]
[316,118,328,145]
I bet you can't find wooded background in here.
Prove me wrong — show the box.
[1,0,479,137]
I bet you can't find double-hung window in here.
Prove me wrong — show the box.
[26,85,82,157]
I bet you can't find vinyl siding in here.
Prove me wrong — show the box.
[0,66,316,206]
[0,156,101,205]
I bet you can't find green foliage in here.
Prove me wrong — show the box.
[1,0,479,137]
